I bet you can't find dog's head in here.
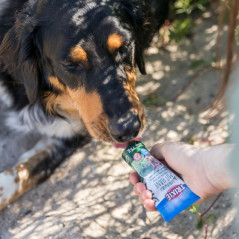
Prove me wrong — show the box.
[0,0,157,144]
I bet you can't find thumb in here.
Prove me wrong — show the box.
[149,143,165,159]
[150,142,199,175]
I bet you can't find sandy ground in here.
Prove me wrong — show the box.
[0,6,238,239]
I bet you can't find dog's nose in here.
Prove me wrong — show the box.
[109,112,141,143]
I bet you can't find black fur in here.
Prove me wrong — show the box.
[0,0,168,180]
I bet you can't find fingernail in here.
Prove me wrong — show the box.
[134,185,140,195]
[141,193,146,201]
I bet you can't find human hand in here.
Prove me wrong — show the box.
[130,142,234,211]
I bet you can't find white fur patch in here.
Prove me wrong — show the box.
[16,137,58,166]
[0,81,13,108]
[0,169,19,209]
[40,118,84,138]
[5,104,85,138]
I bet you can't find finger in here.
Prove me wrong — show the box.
[129,171,140,185]
[144,199,157,211]
[133,183,146,196]
[150,143,165,159]
[139,196,144,205]
[139,190,152,205]
[140,190,152,201]
[139,190,152,204]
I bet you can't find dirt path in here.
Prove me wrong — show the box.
[0,8,238,239]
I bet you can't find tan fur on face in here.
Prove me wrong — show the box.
[67,87,104,138]
[45,92,80,120]
[125,67,138,102]
[126,83,146,131]
[70,46,88,63]
[107,34,123,53]
[49,76,65,92]
[126,68,136,88]
[46,77,80,119]
[124,69,145,131]
[45,77,105,139]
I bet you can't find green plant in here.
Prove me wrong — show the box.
[143,92,167,107]
[236,25,239,46]
[168,18,192,43]
[174,0,209,15]
[167,0,210,43]
[187,193,222,239]
[189,59,208,70]
[187,204,215,230]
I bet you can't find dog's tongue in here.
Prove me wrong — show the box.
[112,137,142,148]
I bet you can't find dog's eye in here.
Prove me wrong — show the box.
[115,47,124,62]
[115,44,133,64]
[60,62,84,73]
[113,40,134,62]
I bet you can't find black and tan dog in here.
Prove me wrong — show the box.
[0,0,169,210]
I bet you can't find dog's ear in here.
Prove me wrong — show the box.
[116,0,151,75]
[135,46,146,75]
[0,13,42,104]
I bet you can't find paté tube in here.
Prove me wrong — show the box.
[122,141,200,222]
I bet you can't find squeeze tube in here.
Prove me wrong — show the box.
[122,141,200,222]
